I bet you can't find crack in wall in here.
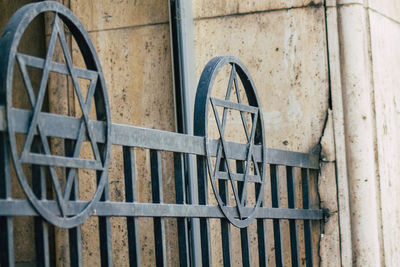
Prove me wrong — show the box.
[193,2,323,22]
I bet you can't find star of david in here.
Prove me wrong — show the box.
[15,15,102,217]
[209,64,262,220]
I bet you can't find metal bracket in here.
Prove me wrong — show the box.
[322,208,331,223]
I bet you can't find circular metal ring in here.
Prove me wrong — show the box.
[194,56,266,228]
[0,1,112,228]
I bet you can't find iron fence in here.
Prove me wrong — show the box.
[0,2,324,266]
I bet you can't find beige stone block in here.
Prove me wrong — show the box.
[193,0,237,19]
[319,162,338,212]
[369,0,400,23]
[319,213,341,267]
[195,9,330,264]
[337,0,363,5]
[325,5,353,266]
[238,0,323,14]
[83,25,175,130]
[193,0,323,19]
[338,4,383,266]
[317,162,340,266]
[194,7,329,153]
[369,11,400,266]
[70,0,169,32]
[70,24,177,266]
[325,0,337,7]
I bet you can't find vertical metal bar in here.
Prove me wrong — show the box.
[68,181,82,267]
[123,146,141,267]
[239,216,251,266]
[219,159,232,267]
[98,189,113,266]
[270,164,284,267]
[302,168,313,267]
[98,146,113,267]
[32,141,50,267]
[0,132,14,267]
[0,216,14,267]
[236,160,251,267]
[286,166,299,267]
[256,211,268,267]
[66,140,82,267]
[256,163,268,267]
[150,150,166,266]
[168,1,201,265]
[174,153,190,266]
[197,155,212,266]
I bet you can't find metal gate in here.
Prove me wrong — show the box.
[0,2,324,266]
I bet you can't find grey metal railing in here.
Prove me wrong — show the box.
[0,2,323,266]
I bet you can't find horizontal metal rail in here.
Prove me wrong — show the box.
[0,106,319,169]
[0,200,323,220]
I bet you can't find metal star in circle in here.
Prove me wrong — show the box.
[15,15,102,217]
[209,64,262,220]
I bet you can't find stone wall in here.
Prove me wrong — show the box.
[68,1,176,266]
[1,0,176,266]
[327,0,400,266]
[10,0,400,266]
[193,1,336,266]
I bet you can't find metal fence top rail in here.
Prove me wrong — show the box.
[0,106,319,168]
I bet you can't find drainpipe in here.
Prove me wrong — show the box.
[169,0,196,133]
[168,1,200,266]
